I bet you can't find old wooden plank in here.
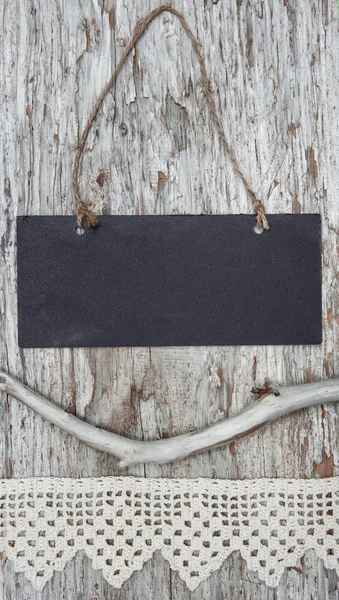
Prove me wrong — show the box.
[0,0,338,598]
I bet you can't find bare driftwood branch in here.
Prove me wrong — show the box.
[0,371,338,467]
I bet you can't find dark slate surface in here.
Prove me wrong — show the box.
[17,214,322,347]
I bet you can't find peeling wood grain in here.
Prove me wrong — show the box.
[314,448,335,478]
[109,8,115,30]
[305,147,319,181]
[157,170,167,192]
[0,0,339,598]
[229,441,237,455]
[288,122,297,138]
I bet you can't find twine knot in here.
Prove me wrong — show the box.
[75,201,98,229]
[253,200,269,231]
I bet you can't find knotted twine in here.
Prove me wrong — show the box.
[72,5,269,231]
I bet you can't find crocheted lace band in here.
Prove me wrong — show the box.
[1,476,338,591]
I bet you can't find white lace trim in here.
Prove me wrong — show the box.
[1,476,338,591]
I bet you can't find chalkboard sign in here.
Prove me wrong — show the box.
[17,214,321,348]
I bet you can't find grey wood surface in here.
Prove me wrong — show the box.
[1,0,339,598]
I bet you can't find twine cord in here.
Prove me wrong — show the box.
[73,5,268,230]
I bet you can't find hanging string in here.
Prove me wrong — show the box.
[72,5,269,231]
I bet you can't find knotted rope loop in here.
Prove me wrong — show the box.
[72,5,268,230]
[76,200,98,229]
[253,200,269,231]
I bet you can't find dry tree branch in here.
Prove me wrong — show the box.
[0,371,338,468]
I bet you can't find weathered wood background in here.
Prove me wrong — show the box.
[1,0,339,598]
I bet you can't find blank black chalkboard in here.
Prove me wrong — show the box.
[17,214,321,347]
